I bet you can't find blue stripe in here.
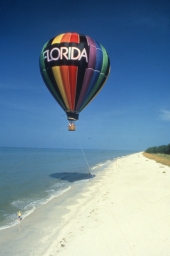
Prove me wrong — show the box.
[94,41,103,72]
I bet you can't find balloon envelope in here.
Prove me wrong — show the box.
[39,32,110,123]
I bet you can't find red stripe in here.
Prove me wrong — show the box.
[70,33,79,43]
[69,66,77,110]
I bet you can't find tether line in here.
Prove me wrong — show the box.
[77,134,92,176]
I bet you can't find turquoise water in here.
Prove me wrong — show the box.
[0,147,136,230]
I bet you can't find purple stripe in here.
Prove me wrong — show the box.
[76,69,94,111]
[88,45,96,69]
[86,36,97,69]
[86,36,96,47]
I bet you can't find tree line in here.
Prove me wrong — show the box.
[145,143,170,154]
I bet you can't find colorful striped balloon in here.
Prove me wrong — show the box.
[39,32,110,129]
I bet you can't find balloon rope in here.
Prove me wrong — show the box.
[77,135,91,176]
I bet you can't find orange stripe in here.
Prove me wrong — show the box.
[52,66,70,109]
[61,33,71,42]
[60,66,72,110]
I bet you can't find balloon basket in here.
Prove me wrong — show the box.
[68,122,76,131]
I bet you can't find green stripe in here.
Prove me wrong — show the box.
[39,41,48,70]
[100,44,109,74]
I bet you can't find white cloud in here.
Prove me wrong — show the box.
[160,109,170,121]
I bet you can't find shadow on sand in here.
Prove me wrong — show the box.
[50,172,95,183]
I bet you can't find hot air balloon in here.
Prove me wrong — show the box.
[39,32,110,131]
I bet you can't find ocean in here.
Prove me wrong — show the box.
[0,147,136,230]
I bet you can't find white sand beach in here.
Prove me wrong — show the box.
[1,152,170,256]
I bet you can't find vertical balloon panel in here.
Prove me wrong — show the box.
[39,42,66,111]
[78,45,110,112]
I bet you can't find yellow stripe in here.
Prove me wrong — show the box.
[52,34,64,44]
[52,66,70,109]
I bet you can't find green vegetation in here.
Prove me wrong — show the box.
[145,143,170,154]
[144,143,170,167]
[143,152,170,167]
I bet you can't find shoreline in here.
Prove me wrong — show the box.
[1,152,170,256]
[0,150,130,232]
[0,185,72,231]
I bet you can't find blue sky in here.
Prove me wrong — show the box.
[1,0,170,150]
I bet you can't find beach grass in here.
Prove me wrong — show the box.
[143,152,170,167]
